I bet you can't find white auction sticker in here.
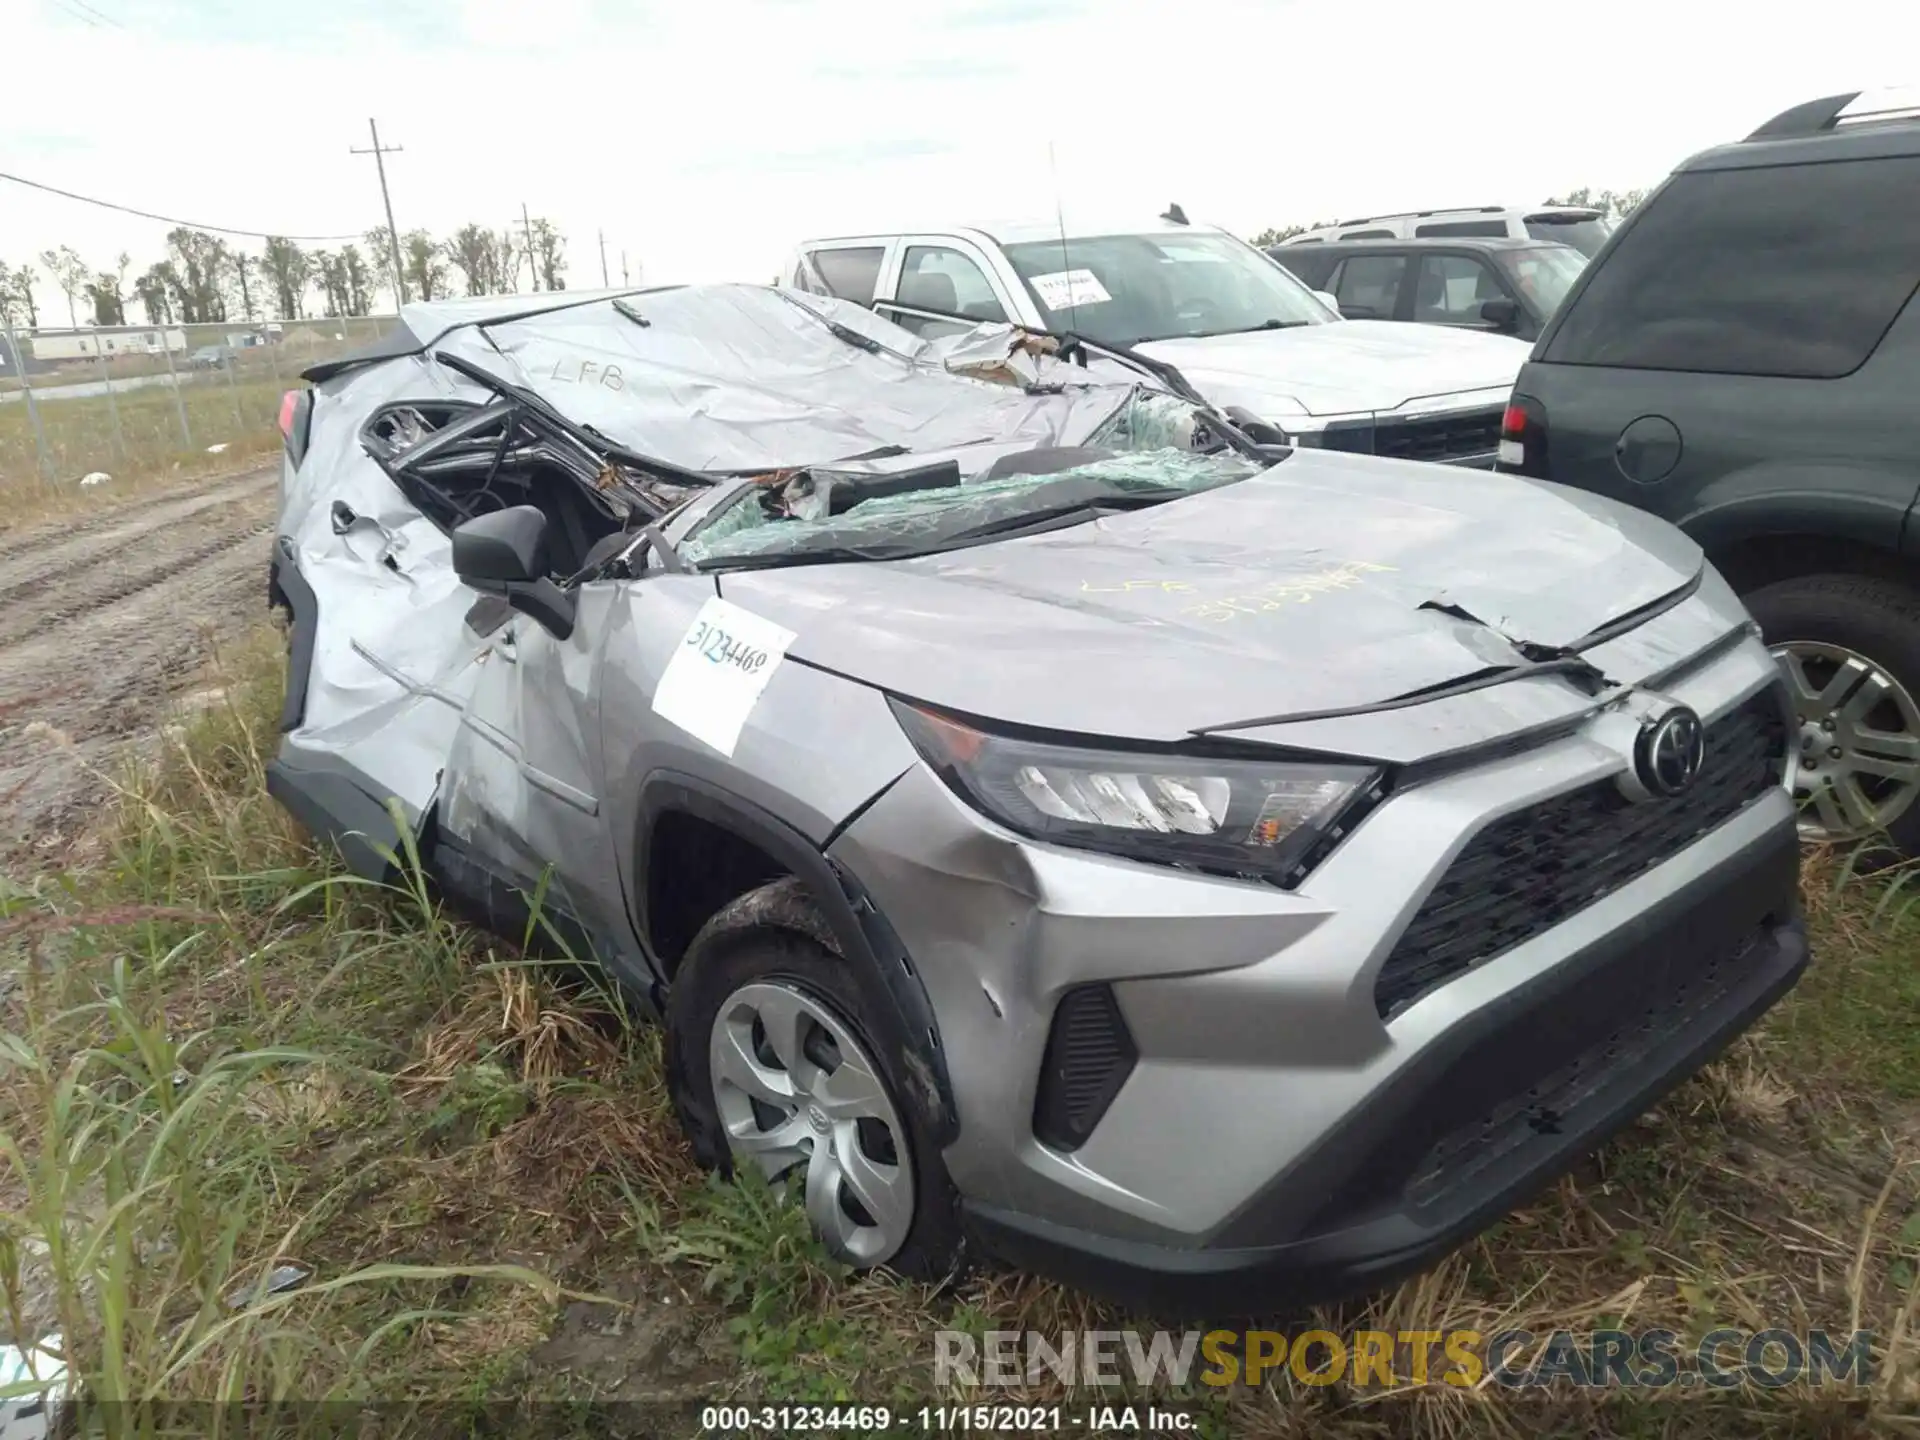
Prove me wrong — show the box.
[652,597,797,757]
[1028,268,1112,310]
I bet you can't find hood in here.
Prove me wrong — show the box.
[716,450,1703,744]
[1132,321,1530,421]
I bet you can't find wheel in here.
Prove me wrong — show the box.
[665,920,962,1279]
[1745,572,1920,853]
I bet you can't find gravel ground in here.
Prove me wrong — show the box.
[0,465,278,873]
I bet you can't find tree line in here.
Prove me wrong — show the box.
[0,218,571,332]
[1247,187,1648,249]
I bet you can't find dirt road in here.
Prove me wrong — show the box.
[0,467,279,871]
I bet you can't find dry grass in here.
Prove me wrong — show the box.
[1,628,1917,1434]
[0,319,401,522]
[0,379,285,528]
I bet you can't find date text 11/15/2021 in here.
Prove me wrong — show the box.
[700,1405,1196,1433]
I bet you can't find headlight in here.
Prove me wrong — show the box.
[891,701,1382,887]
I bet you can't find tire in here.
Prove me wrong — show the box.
[1744,572,1920,855]
[664,914,963,1281]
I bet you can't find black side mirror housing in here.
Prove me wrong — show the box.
[453,505,548,583]
[451,506,576,639]
[1479,297,1521,332]
[1221,404,1292,447]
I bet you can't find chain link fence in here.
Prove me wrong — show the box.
[0,315,400,490]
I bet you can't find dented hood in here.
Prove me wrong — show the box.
[1132,322,1530,421]
[717,451,1703,743]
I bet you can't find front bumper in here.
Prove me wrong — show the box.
[961,816,1804,1315]
[826,621,1801,1312]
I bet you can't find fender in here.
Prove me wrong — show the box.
[1676,466,1919,562]
[266,536,320,733]
[634,770,959,1144]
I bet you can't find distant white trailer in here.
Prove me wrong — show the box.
[29,329,187,361]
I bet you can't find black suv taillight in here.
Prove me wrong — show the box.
[1032,984,1137,1152]
[1498,395,1548,478]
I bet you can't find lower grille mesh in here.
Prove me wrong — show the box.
[1406,930,1760,1208]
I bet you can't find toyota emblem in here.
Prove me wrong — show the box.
[1634,706,1706,798]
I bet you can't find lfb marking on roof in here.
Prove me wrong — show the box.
[546,357,627,391]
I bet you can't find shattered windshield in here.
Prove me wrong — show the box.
[1001,231,1330,348]
[679,391,1262,568]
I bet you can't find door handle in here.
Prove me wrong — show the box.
[494,628,518,664]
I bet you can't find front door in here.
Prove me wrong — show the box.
[438,584,628,966]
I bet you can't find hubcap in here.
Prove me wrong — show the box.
[1771,640,1920,841]
[707,982,914,1266]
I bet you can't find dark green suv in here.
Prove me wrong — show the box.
[1500,89,1920,851]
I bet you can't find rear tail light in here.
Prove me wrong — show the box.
[279,388,313,468]
[1497,395,1547,476]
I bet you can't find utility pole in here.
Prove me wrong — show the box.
[598,230,610,287]
[351,118,409,307]
[522,203,539,291]
[621,250,630,287]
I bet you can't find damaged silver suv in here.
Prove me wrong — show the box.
[268,283,1806,1312]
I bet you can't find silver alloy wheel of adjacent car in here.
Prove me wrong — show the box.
[1772,639,1920,841]
[707,981,915,1266]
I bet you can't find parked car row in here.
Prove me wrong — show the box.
[785,216,1532,467]
[259,87,1912,1314]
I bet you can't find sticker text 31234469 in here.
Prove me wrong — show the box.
[650,598,797,757]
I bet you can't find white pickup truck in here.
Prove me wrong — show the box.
[784,213,1533,467]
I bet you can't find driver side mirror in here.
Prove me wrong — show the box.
[1312,290,1343,317]
[452,506,577,640]
[1479,297,1521,333]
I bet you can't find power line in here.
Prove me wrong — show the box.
[0,169,365,241]
[63,0,125,27]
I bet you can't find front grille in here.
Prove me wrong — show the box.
[1321,407,1503,465]
[1406,928,1761,1209]
[1375,408,1503,463]
[1373,687,1788,1019]
[1032,984,1137,1152]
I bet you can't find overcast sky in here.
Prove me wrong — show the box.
[6,0,1916,323]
